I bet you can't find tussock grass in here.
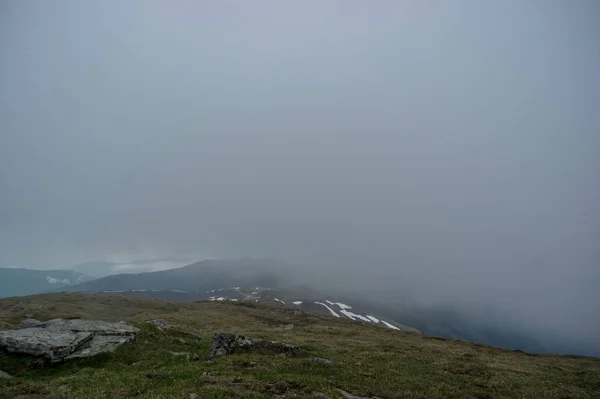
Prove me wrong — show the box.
[0,293,598,398]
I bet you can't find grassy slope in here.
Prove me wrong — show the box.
[0,293,598,399]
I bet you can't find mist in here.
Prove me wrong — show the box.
[1,1,599,355]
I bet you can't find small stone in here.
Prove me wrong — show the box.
[190,394,198,399]
[0,370,12,379]
[279,324,294,330]
[241,361,257,367]
[24,314,33,318]
[314,393,328,398]
[191,353,200,361]
[57,385,69,391]
[145,319,167,329]
[309,357,333,365]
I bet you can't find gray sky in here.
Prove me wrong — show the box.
[1,1,599,351]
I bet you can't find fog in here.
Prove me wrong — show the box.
[1,1,599,354]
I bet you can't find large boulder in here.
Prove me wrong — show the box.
[0,319,139,363]
[211,332,300,357]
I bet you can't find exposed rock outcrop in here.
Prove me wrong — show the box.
[20,318,43,328]
[211,332,300,357]
[0,319,139,362]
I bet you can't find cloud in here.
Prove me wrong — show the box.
[1,0,598,354]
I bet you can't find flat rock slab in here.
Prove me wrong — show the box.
[0,319,139,363]
[211,332,300,357]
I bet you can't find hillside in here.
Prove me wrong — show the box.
[52,258,416,332]
[49,258,566,354]
[58,258,298,293]
[0,268,94,299]
[0,293,598,399]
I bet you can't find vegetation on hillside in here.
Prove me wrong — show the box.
[0,293,598,399]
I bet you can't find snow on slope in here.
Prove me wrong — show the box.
[314,301,341,317]
[46,276,71,285]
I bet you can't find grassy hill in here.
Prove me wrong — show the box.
[0,293,598,399]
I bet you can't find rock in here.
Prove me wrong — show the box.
[279,324,294,330]
[21,318,43,328]
[190,394,198,399]
[314,393,328,398]
[24,314,34,319]
[0,319,139,363]
[146,319,167,329]
[335,389,382,399]
[191,353,200,361]
[210,333,300,357]
[0,370,12,379]
[309,357,333,365]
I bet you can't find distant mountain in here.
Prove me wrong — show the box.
[61,258,298,292]
[0,268,95,298]
[71,257,194,278]
[54,258,415,332]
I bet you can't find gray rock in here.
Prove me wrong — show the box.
[279,324,294,330]
[335,389,382,399]
[146,319,167,329]
[313,393,328,398]
[191,353,200,361]
[0,370,12,379]
[20,318,43,328]
[309,357,333,365]
[210,333,300,357]
[0,319,139,362]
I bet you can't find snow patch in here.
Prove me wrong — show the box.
[340,310,371,322]
[274,298,285,304]
[216,297,225,301]
[314,302,340,317]
[46,276,71,285]
[330,301,352,310]
[381,320,401,331]
[292,301,303,305]
[366,315,380,323]
[231,299,238,301]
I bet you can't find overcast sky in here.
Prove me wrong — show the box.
[1,1,599,351]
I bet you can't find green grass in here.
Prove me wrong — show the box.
[0,293,599,398]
